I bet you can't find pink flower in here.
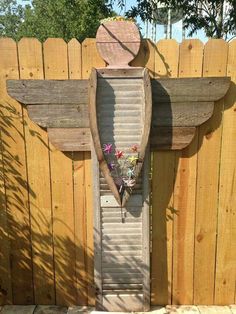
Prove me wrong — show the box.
[131,144,138,152]
[115,150,124,159]
[103,143,112,154]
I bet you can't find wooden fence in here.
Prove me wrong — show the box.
[0,37,235,307]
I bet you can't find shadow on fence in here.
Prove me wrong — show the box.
[0,100,92,306]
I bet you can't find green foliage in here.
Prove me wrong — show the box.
[160,0,236,39]
[0,0,25,38]
[114,0,236,39]
[0,0,113,41]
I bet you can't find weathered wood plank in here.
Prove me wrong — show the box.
[97,68,144,78]
[152,102,214,127]
[48,128,90,152]
[7,79,88,104]
[152,77,230,102]
[7,77,230,106]
[18,37,56,305]
[35,126,195,152]
[151,127,196,150]
[25,101,213,129]
[27,103,89,128]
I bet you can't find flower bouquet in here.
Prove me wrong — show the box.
[103,143,140,195]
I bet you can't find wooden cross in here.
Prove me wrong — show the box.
[6,21,230,312]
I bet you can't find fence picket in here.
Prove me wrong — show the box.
[151,39,179,305]
[43,38,77,305]
[194,39,229,304]
[214,39,236,304]
[68,39,88,305]
[18,38,55,305]
[0,38,34,304]
[172,39,204,305]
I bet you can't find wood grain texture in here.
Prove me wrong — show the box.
[27,104,89,128]
[96,21,140,68]
[7,77,230,105]
[43,38,77,306]
[68,39,82,79]
[194,39,229,305]
[68,39,87,306]
[18,38,55,305]
[24,99,215,130]
[48,128,90,151]
[7,80,88,104]
[0,129,11,305]
[91,144,102,309]
[84,151,94,306]
[214,39,236,304]
[131,39,156,77]
[46,126,196,151]
[152,77,230,103]
[151,127,196,150]
[172,39,204,305]
[0,38,34,305]
[152,102,214,127]
[72,152,87,305]
[97,67,144,78]
[151,39,179,305]
[81,37,104,307]
[82,38,105,79]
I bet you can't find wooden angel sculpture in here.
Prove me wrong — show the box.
[7,19,230,312]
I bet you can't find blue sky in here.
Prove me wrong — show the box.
[112,0,208,42]
[18,0,208,42]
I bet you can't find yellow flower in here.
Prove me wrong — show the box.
[128,155,138,164]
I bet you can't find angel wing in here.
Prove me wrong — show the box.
[7,76,230,151]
